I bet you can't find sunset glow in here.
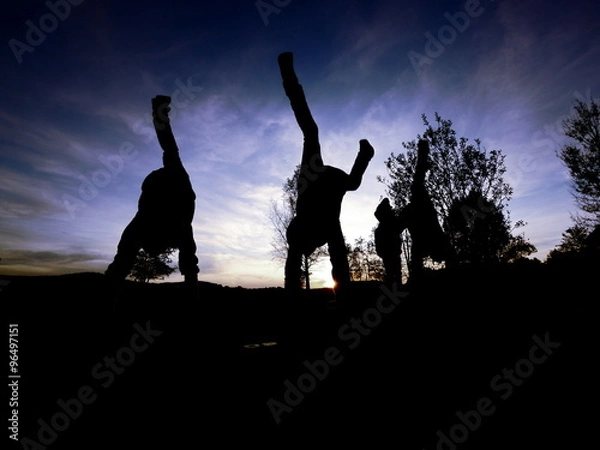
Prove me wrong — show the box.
[1,1,598,287]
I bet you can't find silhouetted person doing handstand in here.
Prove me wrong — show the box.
[105,95,199,287]
[405,139,456,280]
[278,52,374,291]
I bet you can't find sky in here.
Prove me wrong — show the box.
[1,0,599,288]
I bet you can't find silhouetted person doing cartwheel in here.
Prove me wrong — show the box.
[278,52,374,292]
[105,96,199,295]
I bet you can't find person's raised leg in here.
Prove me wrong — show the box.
[152,95,190,173]
[278,52,323,171]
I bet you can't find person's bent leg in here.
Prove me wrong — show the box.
[347,139,375,191]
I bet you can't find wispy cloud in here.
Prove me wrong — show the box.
[325,2,416,86]
[0,166,66,218]
[1,0,597,285]
[0,247,106,276]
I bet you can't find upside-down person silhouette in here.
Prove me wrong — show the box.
[374,140,456,286]
[105,96,199,293]
[278,52,375,292]
[403,139,456,282]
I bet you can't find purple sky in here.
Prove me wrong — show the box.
[1,0,599,287]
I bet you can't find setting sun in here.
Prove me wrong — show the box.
[323,278,337,289]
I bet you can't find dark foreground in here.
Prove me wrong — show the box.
[1,263,594,448]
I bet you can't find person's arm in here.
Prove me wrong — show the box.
[152,95,182,169]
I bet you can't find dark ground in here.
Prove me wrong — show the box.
[1,262,595,449]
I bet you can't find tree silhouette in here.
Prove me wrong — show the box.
[558,98,600,228]
[269,165,328,289]
[547,223,593,265]
[446,190,510,264]
[129,248,176,283]
[380,113,532,265]
[501,221,538,263]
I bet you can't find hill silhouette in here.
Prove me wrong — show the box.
[1,263,593,448]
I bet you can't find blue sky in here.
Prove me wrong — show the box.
[1,0,599,288]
